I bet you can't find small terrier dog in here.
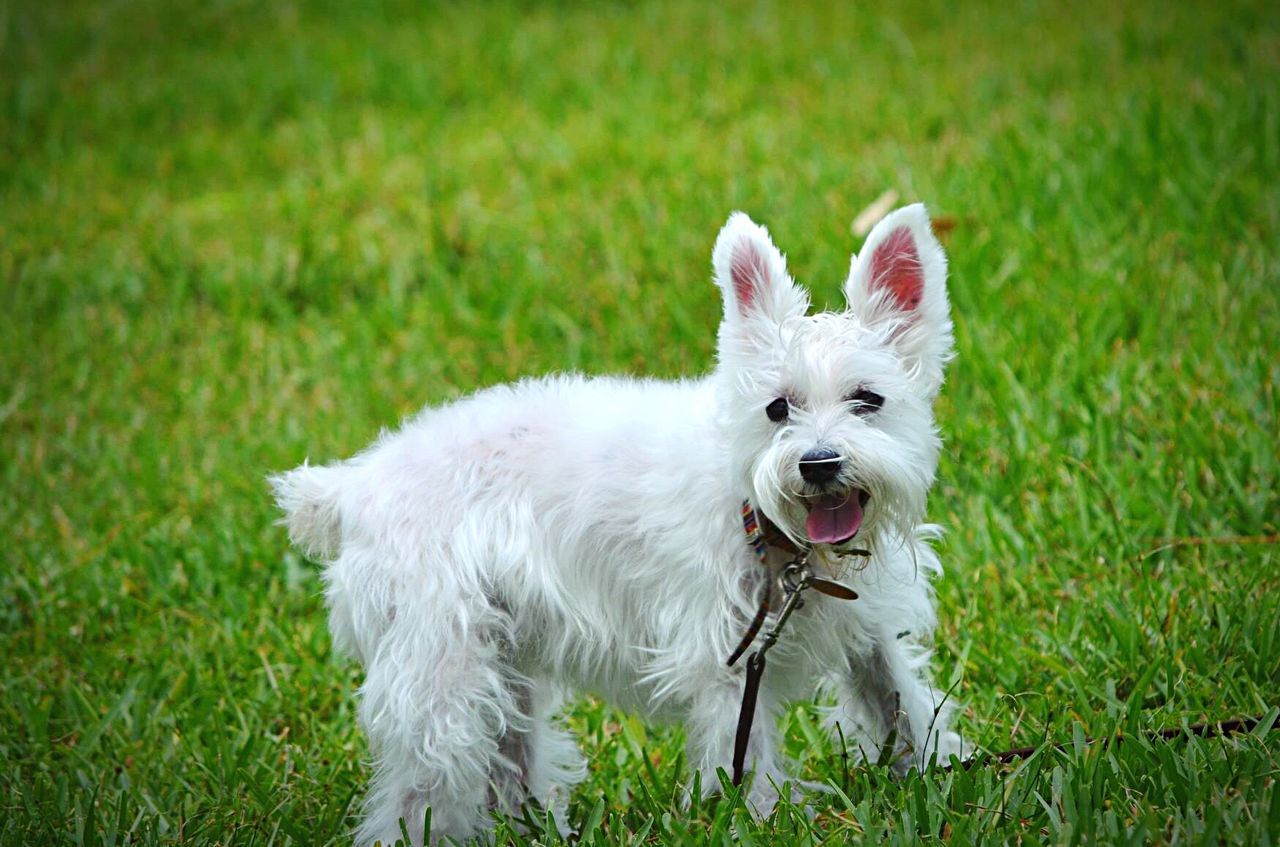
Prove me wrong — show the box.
[273,205,963,845]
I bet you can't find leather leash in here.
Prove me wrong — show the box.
[949,713,1276,770]
[728,502,861,786]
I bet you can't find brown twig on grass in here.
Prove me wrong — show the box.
[951,715,1273,770]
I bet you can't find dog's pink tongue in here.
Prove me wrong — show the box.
[806,494,864,544]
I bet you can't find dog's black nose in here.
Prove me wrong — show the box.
[799,447,842,485]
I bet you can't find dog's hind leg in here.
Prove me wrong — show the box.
[352,586,526,847]
[492,681,586,835]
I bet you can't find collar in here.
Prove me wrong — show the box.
[741,499,804,561]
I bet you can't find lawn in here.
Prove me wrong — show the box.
[2,0,1278,844]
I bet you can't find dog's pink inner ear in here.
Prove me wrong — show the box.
[730,241,768,314]
[868,227,924,312]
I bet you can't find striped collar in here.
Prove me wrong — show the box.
[740,500,803,561]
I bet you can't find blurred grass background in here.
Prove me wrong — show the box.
[2,0,1278,844]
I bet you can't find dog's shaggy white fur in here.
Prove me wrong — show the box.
[272,205,963,845]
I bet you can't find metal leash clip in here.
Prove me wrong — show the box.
[727,554,859,668]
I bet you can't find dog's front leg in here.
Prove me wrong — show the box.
[832,636,963,774]
[683,677,790,816]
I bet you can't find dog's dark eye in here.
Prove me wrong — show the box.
[847,388,884,415]
[765,397,789,422]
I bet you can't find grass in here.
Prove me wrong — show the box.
[2,0,1278,843]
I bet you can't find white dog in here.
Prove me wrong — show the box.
[272,205,963,845]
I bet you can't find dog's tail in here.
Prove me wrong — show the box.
[268,462,344,561]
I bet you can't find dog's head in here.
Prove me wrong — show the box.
[711,205,954,550]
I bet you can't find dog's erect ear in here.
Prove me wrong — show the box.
[844,204,954,393]
[712,212,807,326]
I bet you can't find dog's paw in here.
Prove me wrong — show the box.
[893,729,970,774]
[934,729,971,765]
[743,770,807,820]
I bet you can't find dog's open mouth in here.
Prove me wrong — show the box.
[805,489,870,545]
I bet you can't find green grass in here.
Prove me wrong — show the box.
[3,0,1278,843]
